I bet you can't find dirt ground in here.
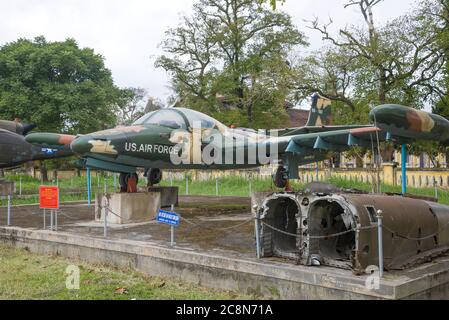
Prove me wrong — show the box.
[0,196,256,257]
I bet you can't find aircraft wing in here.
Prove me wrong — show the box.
[281,126,389,155]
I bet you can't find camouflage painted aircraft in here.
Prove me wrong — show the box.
[24,94,449,192]
[0,120,73,169]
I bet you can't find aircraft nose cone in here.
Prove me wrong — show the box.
[70,136,92,155]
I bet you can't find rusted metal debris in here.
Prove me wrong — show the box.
[252,183,449,274]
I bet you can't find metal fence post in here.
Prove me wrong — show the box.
[50,209,54,231]
[434,181,438,200]
[19,177,22,196]
[377,209,384,278]
[113,173,117,191]
[104,198,108,238]
[104,179,107,194]
[249,178,252,197]
[186,176,189,195]
[7,194,11,226]
[43,209,46,230]
[215,178,219,196]
[55,210,58,231]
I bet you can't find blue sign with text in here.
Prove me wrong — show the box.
[157,209,180,226]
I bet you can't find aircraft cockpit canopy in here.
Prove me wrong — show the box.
[133,107,225,131]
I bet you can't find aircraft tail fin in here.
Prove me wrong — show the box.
[306,93,333,127]
[0,120,36,135]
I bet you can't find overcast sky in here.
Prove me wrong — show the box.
[0,0,418,104]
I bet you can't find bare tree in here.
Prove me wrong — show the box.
[296,0,447,108]
[116,88,148,125]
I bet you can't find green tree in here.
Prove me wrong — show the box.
[0,36,122,180]
[432,0,449,117]
[156,0,306,128]
[257,0,285,10]
[0,36,121,133]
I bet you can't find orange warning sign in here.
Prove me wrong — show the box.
[39,186,59,209]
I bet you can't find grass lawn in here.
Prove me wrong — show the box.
[0,245,250,300]
[3,173,449,205]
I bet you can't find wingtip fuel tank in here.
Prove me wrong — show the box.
[370,104,449,144]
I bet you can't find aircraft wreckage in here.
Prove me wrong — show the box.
[252,183,449,274]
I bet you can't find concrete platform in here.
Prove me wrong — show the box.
[0,196,449,299]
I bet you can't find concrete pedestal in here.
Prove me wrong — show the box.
[95,192,161,224]
[382,162,397,186]
[0,180,15,196]
[147,186,178,208]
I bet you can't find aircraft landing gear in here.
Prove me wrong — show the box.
[119,172,139,193]
[273,166,292,191]
[145,168,162,186]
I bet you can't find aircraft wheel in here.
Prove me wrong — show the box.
[147,168,162,186]
[273,166,289,189]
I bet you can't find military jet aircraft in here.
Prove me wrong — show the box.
[0,119,73,169]
[25,94,449,192]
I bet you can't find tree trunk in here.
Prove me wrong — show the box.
[379,69,387,104]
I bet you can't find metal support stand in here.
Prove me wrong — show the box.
[43,209,46,230]
[255,210,261,259]
[377,209,384,278]
[7,195,11,226]
[55,210,58,231]
[316,162,319,181]
[19,177,22,196]
[87,167,91,206]
[401,144,407,195]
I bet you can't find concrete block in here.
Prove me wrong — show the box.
[95,192,161,224]
[0,180,15,196]
[148,186,178,208]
